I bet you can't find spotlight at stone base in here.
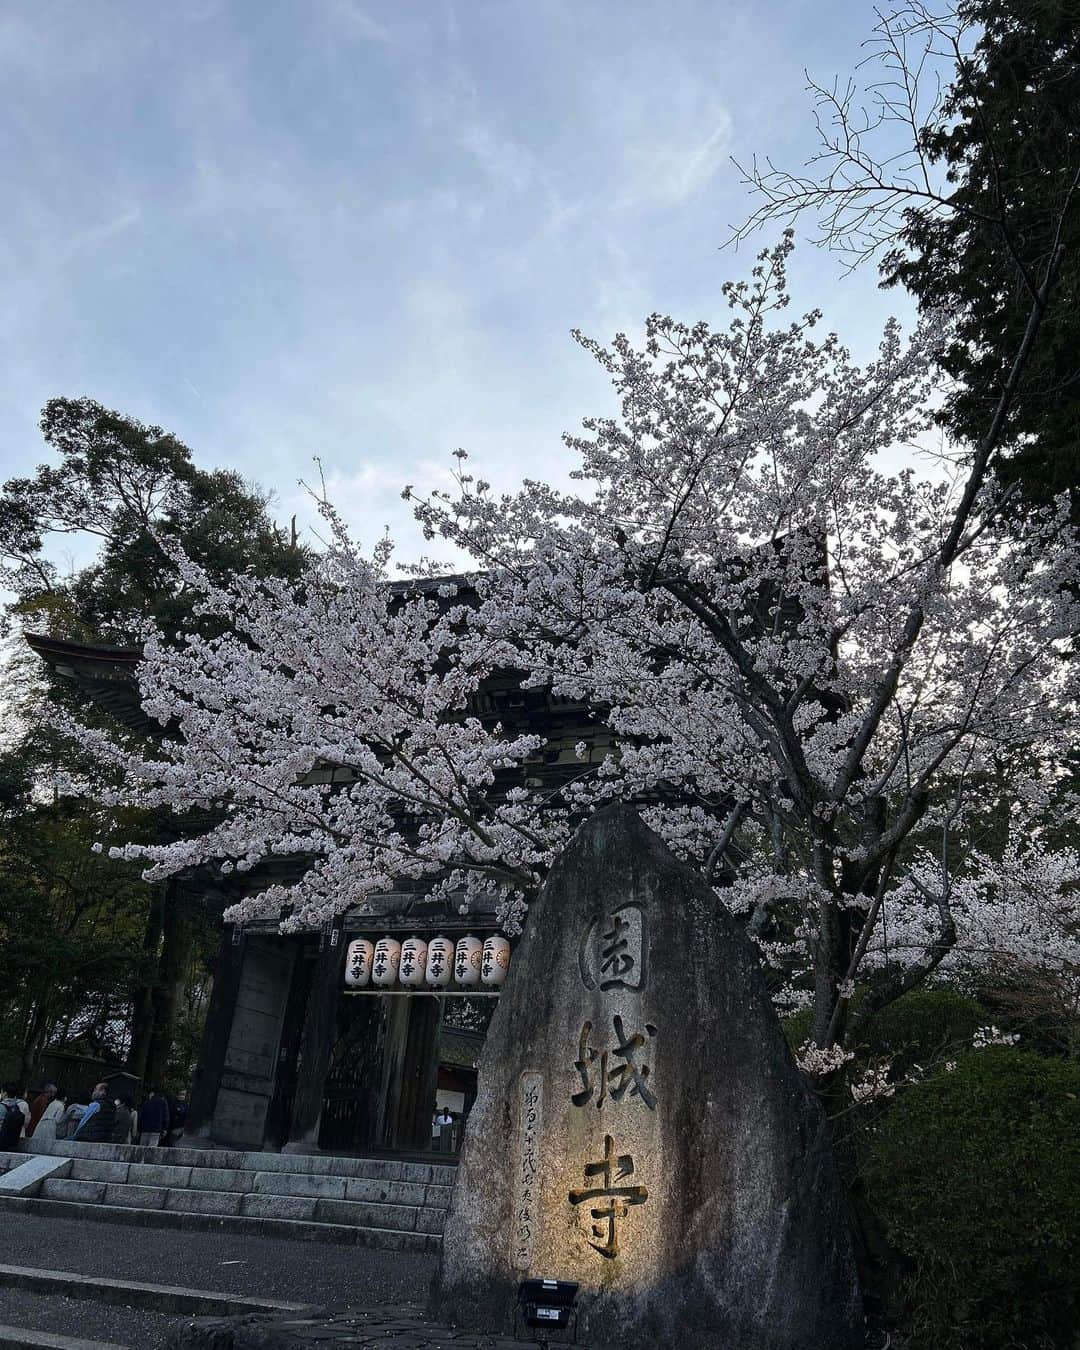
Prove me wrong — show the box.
[517,1278,579,1331]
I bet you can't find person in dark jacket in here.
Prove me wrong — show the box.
[73,1083,117,1143]
[112,1095,135,1144]
[137,1088,169,1147]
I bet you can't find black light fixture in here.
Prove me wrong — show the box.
[517,1278,579,1335]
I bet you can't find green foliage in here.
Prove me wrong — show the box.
[1,396,305,642]
[0,396,306,1089]
[853,987,984,1073]
[781,1007,812,1052]
[0,753,153,1083]
[866,1048,1080,1349]
[783,988,984,1069]
[882,0,1080,515]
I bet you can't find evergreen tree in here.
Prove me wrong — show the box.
[0,397,305,1088]
[881,0,1080,514]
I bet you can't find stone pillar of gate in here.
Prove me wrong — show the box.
[285,922,346,1151]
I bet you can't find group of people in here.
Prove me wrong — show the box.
[0,1081,186,1149]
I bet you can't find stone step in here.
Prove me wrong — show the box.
[0,1323,128,1350]
[0,1263,316,1317]
[20,1139,455,1188]
[0,1192,440,1253]
[64,1156,451,1210]
[38,1177,446,1234]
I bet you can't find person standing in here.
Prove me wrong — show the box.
[56,1098,86,1141]
[26,1083,58,1137]
[0,1085,29,1148]
[33,1089,65,1144]
[435,1106,454,1153]
[112,1095,136,1144]
[167,1091,187,1146]
[137,1088,169,1147]
[73,1083,116,1143]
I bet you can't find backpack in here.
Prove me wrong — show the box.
[0,1099,24,1148]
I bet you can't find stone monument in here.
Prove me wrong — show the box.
[434,804,861,1349]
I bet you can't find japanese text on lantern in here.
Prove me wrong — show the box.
[513,1071,544,1270]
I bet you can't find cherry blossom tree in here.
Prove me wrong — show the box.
[70,237,1079,1055]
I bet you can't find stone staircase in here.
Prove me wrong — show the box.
[0,1139,453,1252]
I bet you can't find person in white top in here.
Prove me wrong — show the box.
[33,1092,66,1144]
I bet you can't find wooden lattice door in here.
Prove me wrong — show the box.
[318,996,387,1152]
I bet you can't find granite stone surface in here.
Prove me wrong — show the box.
[433,804,861,1349]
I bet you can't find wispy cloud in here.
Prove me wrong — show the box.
[0,0,919,571]
[323,0,391,45]
[621,111,734,209]
[458,122,534,194]
[61,206,143,263]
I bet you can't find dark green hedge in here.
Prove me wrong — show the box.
[865,1047,1080,1349]
[782,987,983,1069]
[854,988,984,1072]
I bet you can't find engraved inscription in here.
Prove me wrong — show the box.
[571,1015,658,1110]
[579,904,648,992]
[512,1070,544,1270]
[568,1134,648,1259]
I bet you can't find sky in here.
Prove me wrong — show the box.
[0,0,920,570]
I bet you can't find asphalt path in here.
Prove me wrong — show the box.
[0,1286,176,1348]
[2,1212,437,1310]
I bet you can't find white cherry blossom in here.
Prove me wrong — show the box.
[61,237,1080,1051]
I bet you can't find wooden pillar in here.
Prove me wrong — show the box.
[374,997,411,1149]
[285,923,346,1150]
[186,923,245,1137]
[395,995,443,1152]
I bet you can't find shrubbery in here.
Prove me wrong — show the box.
[865,1047,1080,1350]
[853,988,983,1073]
[782,987,983,1070]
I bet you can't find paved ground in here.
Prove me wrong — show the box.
[3,1213,437,1311]
[0,1215,560,1347]
[173,1306,565,1348]
[0,1286,177,1347]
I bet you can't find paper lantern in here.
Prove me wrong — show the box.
[425,935,454,987]
[454,935,483,987]
[399,936,428,988]
[371,936,401,987]
[344,938,373,988]
[481,935,511,987]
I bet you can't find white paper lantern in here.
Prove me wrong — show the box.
[399,936,428,988]
[371,936,401,987]
[481,935,511,987]
[454,935,483,987]
[425,935,453,987]
[344,938,373,988]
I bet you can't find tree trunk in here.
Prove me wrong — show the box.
[17,995,54,1089]
[144,879,195,1089]
[126,887,164,1080]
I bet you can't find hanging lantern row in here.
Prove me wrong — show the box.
[344,934,511,991]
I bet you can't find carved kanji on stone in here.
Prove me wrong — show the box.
[572,1015,657,1110]
[568,1134,648,1259]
